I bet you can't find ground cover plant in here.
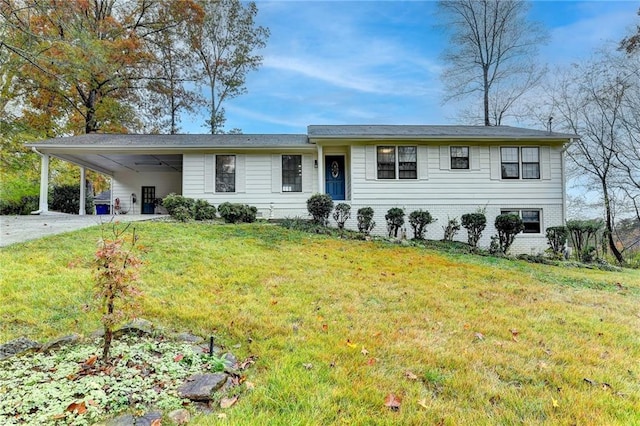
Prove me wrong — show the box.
[1,223,639,425]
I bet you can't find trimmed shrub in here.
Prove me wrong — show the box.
[546,226,568,258]
[162,193,195,218]
[307,193,334,225]
[566,219,604,261]
[357,207,375,236]
[172,206,193,222]
[333,203,351,230]
[461,212,486,249]
[409,209,435,240]
[193,199,217,221]
[218,202,257,223]
[385,207,405,238]
[495,213,524,254]
[442,217,461,242]
[50,184,94,214]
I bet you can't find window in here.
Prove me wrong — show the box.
[521,147,540,179]
[501,147,540,179]
[377,146,417,179]
[398,146,417,179]
[451,146,469,169]
[377,146,395,179]
[282,155,302,192]
[501,209,541,234]
[215,155,235,192]
[501,147,520,179]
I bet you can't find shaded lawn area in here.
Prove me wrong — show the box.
[1,222,639,425]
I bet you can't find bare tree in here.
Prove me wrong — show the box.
[190,0,269,134]
[437,0,548,126]
[546,53,640,263]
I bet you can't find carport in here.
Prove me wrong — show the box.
[26,134,185,215]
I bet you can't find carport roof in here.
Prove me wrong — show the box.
[27,133,310,150]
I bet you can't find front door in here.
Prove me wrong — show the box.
[325,155,345,200]
[141,186,155,214]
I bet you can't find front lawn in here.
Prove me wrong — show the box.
[1,222,639,425]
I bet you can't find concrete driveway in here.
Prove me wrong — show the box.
[0,213,166,247]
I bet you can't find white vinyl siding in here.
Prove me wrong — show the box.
[353,143,562,204]
[183,152,317,218]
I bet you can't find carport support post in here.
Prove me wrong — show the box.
[38,153,49,213]
[79,167,86,215]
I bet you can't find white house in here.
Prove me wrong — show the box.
[26,125,578,254]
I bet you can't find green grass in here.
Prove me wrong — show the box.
[1,222,640,425]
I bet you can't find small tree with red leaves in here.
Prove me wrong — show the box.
[94,222,143,362]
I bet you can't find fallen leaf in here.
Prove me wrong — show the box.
[463,323,470,330]
[366,358,376,366]
[361,346,369,356]
[404,371,418,380]
[509,328,519,342]
[418,398,429,409]
[150,419,161,426]
[245,381,255,390]
[474,332,485,341]
[601,382,612,391]
[238,355,257,370]
[552,398,559,408]
[384,393,402,411]
[51,413,66,420]
[66,401,87,414]
[217,413,227,419]
[174,354,184,362]
[84,355,98,366]
[270,300,278,305]
[303,363,313,370]
[346,340,357,348]
[220,396,238,409]
[322,324,328,332]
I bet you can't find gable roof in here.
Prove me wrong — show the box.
[308,125,578,141]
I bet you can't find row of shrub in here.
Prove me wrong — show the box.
[161,193,257,224]
[305,194,601,259]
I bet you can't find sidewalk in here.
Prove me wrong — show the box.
[0,213,166,247]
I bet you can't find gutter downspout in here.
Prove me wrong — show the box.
[560,138,576,225]
[31,147,49,215]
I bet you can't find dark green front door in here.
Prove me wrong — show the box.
[141,186,155,214]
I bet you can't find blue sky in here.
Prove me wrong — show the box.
[182,1,640,134]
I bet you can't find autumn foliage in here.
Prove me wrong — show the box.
[94,222,143,361]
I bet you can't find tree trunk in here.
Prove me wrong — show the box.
[602,185,624,264]
[85,89,98,134]
[483,65,490,126]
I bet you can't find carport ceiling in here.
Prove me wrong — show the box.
[53,153,182,175]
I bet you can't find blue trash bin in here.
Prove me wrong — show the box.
[96,204,110,215]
